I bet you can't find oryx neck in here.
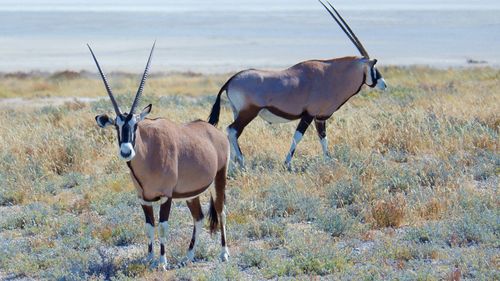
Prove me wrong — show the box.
[131,121,146,159]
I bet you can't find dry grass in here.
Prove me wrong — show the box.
[371,193,406,228]
[0,71,227,99]
[0,66,498,280]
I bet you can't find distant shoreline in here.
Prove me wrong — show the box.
[0,62,497,77]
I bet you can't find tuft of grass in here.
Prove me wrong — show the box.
[372,193,406,228]
[316,208,356,237]
[326,177,362,208]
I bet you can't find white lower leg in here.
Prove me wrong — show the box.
[227,127,244,166]
[320,137,329,158]
[186,219,203,262]
[145,223,155,260]
[220,210,230,261]
[159,221,169,268]
[285,131,303,165]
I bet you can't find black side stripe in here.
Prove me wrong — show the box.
[127,161,144,193]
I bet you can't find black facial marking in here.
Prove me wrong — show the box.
[115,113,139,147]
[366,66,378,88]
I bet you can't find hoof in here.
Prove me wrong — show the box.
[283,161,292,172]
[177,252,194,268]
[219,248,230,262]
[176,260,190,269]
[159,256,168,271]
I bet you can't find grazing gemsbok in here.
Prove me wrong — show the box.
[89,43,230,270]
[208,1,387,168]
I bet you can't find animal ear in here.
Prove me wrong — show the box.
[369,59,378,66]
[139,104,152,120]
[95,114,114,128]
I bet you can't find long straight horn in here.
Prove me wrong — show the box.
[87,44,121,115]
[326,1,369,58]
[130,41,156,114]
[318,1,369,58]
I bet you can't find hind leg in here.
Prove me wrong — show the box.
[183,197,204,265]
[227,107,259,167]
[214,166,229,261]
[158,197,172,270]
[314,119,330,158]
[284,114,314,168]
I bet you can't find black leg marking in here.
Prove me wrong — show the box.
[314,119,327,139]
[228,107,259,166]
[285,114,313,166]
[159,198,172,222]
[186,198,204,252]
[160,244,165,257]
[141,205,155,256]
[297,114,314,135]
[314,119,330,158]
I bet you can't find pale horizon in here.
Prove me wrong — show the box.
[1,0,499,73]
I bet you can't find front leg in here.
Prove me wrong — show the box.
[158,197,172,271]
[284,114,313,168]
[141,204,155,261]
[314,119,330,158]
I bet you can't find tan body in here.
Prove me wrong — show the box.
[209,56,382,167]
[90,42,231,268]
[228,56,366,120]
[129,119,229,201]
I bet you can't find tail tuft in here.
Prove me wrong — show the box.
[208,89,222,126]
[208,195,219,234]
[208,72,241,126]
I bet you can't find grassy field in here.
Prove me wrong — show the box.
[0,67,498,280]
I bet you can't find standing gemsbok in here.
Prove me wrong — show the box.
[89,42,230,270]
[208,1,387,168]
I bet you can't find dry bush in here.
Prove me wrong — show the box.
[32,81,56,92]
[63,100,87,111]
[372,193,406,228]
[50,70,81,80]
[418,198,447,220]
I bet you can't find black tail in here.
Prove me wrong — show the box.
[208,85,225,126]
[208,195,219,234]
[208,70,251,126]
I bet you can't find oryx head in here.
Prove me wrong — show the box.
[319,0,387,90]
[363,58,386,90]
[89,42,155,161]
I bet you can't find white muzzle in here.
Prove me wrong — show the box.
[119,142,136,161]
[376,78,387,91]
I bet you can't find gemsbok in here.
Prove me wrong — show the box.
[208,1,387,168]
[89,42,230,270]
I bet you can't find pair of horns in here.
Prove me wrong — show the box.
[87,41,156,115]
[319,1,370,58]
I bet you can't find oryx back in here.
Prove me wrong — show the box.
[226,57,365,122]
[129,118,229,200]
